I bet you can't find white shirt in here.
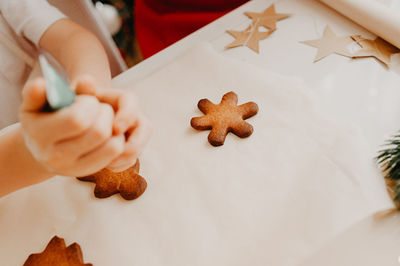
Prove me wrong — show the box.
[0,0,65,128]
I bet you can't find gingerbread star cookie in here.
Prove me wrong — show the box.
[78,160,147,200]
[191,91,259,146]
[24,236,92,266]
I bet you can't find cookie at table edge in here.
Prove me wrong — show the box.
[24,235,92,266]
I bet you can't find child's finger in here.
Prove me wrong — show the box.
[20,95,101,143]
[54,103,114,158]
[113,94,139,134]
[93,89,121,109]
[73,75,97,96]
[113,110,140,135]
[87,89,140,134]
[20,78,47,112]
[76,134,125,176]
[107,116,152,172]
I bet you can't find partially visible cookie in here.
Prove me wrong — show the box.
[78,160,147,200]
[191,91,259,146]
[24,236,92,266]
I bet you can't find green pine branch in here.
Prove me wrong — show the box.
[377,132,400,207]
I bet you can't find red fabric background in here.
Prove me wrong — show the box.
[134,0,249,58]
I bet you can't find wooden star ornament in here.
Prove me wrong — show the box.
[351,35,400,66]
[301,25,354,62]
[245,4,290,30]
[78,160,147,200]
[226,22,275,53]
[191,91,259,146]
[24,236,92,266]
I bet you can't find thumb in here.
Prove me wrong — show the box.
[20,78,47,112]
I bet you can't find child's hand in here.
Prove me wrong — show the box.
[75,76,152,173]
[19,78,125,177]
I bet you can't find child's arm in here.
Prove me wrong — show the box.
[0,124,54,196]
[39,18,112,88]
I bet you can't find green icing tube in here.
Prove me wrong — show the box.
[39,54,76,111]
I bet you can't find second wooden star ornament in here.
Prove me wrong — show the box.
[226,22,275,53]
[244,4,290,30]
[225,4,290,53]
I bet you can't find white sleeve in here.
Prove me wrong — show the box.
[0,0,66,46]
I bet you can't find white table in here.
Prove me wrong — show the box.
[111,0,400,264]
[2,0,400,265]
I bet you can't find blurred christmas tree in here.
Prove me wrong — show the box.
[94,0,141,67]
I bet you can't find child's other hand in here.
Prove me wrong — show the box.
[75,76,152,173]
[19,78,125,177]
